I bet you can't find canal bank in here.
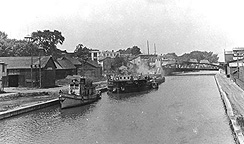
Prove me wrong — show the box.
[215,72,244,144]
[0,81,107,120]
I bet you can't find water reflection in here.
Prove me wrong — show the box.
[107,89,157,101]
[60,104,95,119]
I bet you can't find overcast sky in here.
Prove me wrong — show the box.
[1,0,244,61]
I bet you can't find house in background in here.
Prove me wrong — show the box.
[0,61,7,92]
[0,56,56,88]
[98,57,114,72]
[189,59,198,63]
[55,57,76,79]
[98,50,120,60]
[129,54,159,74]
[88,49,100,61]
[224,50,234,63]
[60,56,103,79]
[78,60,102,78]
[65,56,82,75]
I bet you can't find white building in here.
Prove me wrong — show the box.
[89,49,100,61]
[233,47,244,60]
[98,50,120,60]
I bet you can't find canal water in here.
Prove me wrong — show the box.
[0,75,234,144]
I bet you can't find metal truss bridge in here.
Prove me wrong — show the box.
[162,61,221,73]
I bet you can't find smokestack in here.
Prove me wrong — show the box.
[147,40,149,55]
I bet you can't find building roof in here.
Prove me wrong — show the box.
[54,61,63,70]
[139,54,157,59]
[0,56,54,69]
[56,57,76,69]
[98,57,113,62]
[128,55,139,61]
[199,59,210,63]
[228,58,244,63]
[233,47,244,51]
[85,60,102,68]
[65,57,81,65]
[189,59,198,63]
[224,51,233,54]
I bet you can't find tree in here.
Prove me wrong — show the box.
[131,46,142,56]
[74,43,90,60]
[163,53,178,59]
[0,31,8,40]
[110,56,127,71]
[117,46,142,56]
[176,51,219,63]
[31,30,65,58]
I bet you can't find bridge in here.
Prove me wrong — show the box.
[162,61,221,75]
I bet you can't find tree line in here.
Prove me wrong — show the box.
[0,30,142,60]
[163,51,219,63]
[0,30,218,63]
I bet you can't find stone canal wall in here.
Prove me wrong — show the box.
[0,99,59,120]
[0,85,107,120]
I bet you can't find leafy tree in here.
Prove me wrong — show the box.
[176,51,219,63]
[31,30,65,58]
[73,43,90,60]
[163,53,178,59]
[131,46,142,55]
[0,31,8,40]
[117,46,142,56]
[110,56,127,71]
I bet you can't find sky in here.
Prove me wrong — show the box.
[1,0,244,61]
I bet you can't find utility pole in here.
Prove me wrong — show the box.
[38,47,45,88]
[24,35,33,88]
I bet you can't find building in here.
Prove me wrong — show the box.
[88,49,100,61]
[129,54,160,74]
[224,50,234,63]
[78,60,102,78]
[0,61,7,92]
[224,47,244,63]
[130,54,158,66]
[189,59,198,63]
[224,48,244,76]
[55,57,76,79]
[98,57,114,72]
[65,56,83,75]
[233,47,244,60]
[98,50,120,60]
[199,59,210,63]
[0,56,56,88]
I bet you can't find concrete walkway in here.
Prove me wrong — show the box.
[215,72,244,144]
[0,85,69,113]
[0,81,107,119]
[216,73,244,116]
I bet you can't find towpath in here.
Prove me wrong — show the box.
[215,72,244,116]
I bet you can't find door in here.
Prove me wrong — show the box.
[8,75,19,87]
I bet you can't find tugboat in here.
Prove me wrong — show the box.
[107,75,159,93]
[59,77,101,109]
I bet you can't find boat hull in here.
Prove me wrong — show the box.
[59,94,101,109]
[107,79,157,93]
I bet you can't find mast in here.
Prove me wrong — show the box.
[147,40,149,55]
[154,43,156,55]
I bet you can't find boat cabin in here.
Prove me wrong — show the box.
[68,78,96,96]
